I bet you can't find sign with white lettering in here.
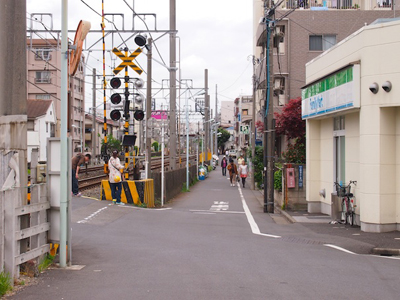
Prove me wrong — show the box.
[301,65,360,119]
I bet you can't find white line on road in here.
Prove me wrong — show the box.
[190,209,244,214]
[238,185,281,239]
[77,207,108,224]
[324,244,357,255]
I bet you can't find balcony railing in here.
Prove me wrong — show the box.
[283,0,392,9]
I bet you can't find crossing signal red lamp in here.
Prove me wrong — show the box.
[110,110,121,121]
[134,110,144,121]
[110,93,122,105]
[110,77,121,89]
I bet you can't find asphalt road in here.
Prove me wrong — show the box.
[10,167,400,299]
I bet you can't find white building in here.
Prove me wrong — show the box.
[302,18,400,232]
[220,101,235,128]
[27,99,56,162]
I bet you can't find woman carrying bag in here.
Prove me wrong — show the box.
[109,150,125,205]
[238,160,248,188]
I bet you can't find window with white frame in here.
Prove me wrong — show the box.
[34,48,52,60]
[35,94,51,100]
[309,35,336,51]
[35,71,51,83]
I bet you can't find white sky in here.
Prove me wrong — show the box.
[27,0,253,120]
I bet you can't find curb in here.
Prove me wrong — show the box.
[274,205,297,224]
[372,247,400,256]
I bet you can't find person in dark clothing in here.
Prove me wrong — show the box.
[221,156,228,176]
[227,158,238,187]
[71,153,91,196]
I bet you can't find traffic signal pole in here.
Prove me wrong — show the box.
[124,48,130,180]
[145,38,153,179]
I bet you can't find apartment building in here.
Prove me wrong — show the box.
[233,96,253,156]
[27,39,86,154]
[253,0,396,155]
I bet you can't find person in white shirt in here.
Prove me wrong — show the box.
[109,150,125,205]
[238,160,248,188]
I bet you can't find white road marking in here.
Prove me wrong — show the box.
[190,210,244,214]
[324,244,357,255]
[238,185,281,239]
[77,207,108,224]
[210,201,229,211]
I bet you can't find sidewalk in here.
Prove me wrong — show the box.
[251,188,400,256]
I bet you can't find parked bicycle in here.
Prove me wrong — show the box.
[334,180,357,225]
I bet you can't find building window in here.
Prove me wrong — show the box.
[334,116,345,131]
[35,71,51,84]
[46,122,49,133]
[35,94,51,100]
[309,35,336,51]
[34,48,52,60]
[242,109,248,116]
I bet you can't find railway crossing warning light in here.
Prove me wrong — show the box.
[134,109,144,121]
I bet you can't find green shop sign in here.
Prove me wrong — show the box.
[301,65,360,119]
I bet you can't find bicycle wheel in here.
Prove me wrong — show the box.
[346,211,354,226]
[341,198,347,223]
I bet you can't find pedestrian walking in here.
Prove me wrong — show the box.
[109,150,125,205]
[237,155,244,166]
[71,153,91,196]
[227,158,238,187]
[238,160,248,188]
[221,156,227,176]
[225,149,229,156]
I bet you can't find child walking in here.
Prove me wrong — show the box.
[227,158,238,187]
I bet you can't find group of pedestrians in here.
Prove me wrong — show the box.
[71,150,125,205]
[221,154,248,188]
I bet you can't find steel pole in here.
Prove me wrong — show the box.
[186,95,189,190]
[60,0,69,267]
[169,0,177,170]
[145,38,152,179]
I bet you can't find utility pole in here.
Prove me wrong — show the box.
[145,38,152,179]
[215,84,218,156]
[92,68,97,161]
[169,0,177,170]
[204,69,209,162]
[251,57,256,190]
[263,1,275,214]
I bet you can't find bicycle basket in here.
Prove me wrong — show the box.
[336,185,350,197]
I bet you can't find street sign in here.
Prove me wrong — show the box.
[112,47,143,75]
[240,125,249,134]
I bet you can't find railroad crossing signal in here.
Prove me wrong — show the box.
[112,47,143,75]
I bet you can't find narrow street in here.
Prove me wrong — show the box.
[10,166,400,299]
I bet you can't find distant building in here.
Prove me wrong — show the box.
[253,1,397,156]
[220,101,235,128]
[27,99,56,162]
[233,96,253,156]
[26,39,86,154]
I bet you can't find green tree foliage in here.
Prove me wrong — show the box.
[100,134,122,154]
[248,146,264,189]
[152,141,159,152]
[217,128,231,149]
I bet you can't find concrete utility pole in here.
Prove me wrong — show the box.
[145,38,152,179]
[263,1,275,214]
[92,68,97,160]
[251,57,256,190]
[169,0,177,170]
[0,0,27,117]
[215,84,218,156]
[204,69,209,162]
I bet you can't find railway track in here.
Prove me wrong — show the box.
[78,154,198,190]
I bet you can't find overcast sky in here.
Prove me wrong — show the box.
[27,0,254,119]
